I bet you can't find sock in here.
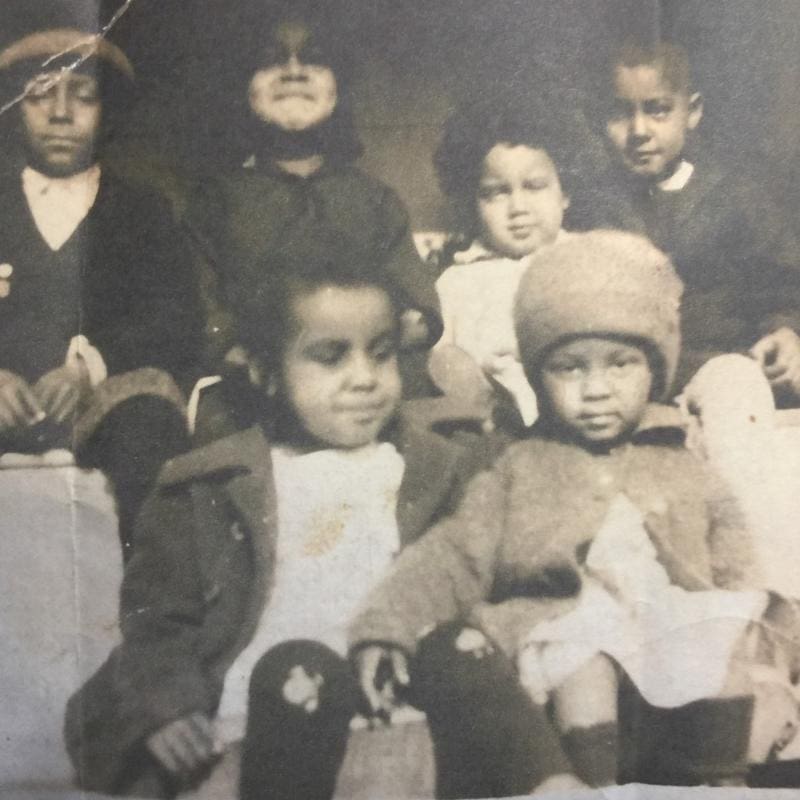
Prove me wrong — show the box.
[562,722,619,787]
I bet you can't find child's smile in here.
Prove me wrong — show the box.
[248,21,338,133]
[279,284,402,449]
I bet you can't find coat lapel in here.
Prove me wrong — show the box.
[159,426,278,649]
[219,429,278,650]
[393,417,462,546]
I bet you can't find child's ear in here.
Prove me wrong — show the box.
[687,92,703,131]
[562,193,571,212]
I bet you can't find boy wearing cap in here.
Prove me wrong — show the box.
[600,40,800,401]
[0,26,202,550]
[352,231,796,791]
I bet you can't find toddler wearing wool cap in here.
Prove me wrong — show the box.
[351,230,799,791]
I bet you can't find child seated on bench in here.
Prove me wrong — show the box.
[352,231,800,792]
[65,234,480,800]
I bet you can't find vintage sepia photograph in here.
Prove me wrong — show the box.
[3,1,800,798]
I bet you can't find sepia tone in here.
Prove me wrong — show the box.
[3,2,800,799]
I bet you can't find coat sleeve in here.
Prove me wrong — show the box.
[93,190,205,386]
[65,485,215,793]
[733,172,800,338]
[181,179,239,367]
[375,184,443,342]
[349,455,510,655]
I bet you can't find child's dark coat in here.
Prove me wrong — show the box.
[619,156,800,391]
[185,163,441,363]
[65,415,472,794]
[0,171,203,387]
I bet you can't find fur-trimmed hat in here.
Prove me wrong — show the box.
[514,229,683,399]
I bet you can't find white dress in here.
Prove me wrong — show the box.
[434,240,540,426]
[518,493,768,708]
[215,442,405,744]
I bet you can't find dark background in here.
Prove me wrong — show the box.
[4,0,800,230]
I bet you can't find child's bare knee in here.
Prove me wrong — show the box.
[554,654,618,732]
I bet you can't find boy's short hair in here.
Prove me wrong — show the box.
[514,230,683,400]
[237,231,402,376]
[610,39,694,96]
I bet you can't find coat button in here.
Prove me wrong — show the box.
[231,521,244,541]
[0,263,13,279]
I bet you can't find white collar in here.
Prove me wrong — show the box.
[657,159,694,193]
[453,229,569,266]
[22,164,101,251]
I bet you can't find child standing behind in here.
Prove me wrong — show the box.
[353,231,797,791]
[431,100,572,428]
[65,236,470,800]
[599,40,800,401]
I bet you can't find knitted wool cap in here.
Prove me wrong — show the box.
[514,229,684,399]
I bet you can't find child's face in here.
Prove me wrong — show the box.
[248,20,338,133]
[20,71,101,176]
[605,64,702,181]
[279,284,402,449]
[540,337,653,445]
[477,144,568,259]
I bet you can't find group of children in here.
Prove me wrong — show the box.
[3,7,799,800]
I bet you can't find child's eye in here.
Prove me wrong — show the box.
[261,46,283,65]
[610,355,642,372]
[74,89,100,103]
[302,46,328,66]
[608,100,633,121]
[305,343,346,366]
[478,184,509,201]
[371,342,397,363]
[522,179,550,192]
[24,77,55,100]
[547,362,582,377]
[644,100,673,118]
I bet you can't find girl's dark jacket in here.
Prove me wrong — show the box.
[184,162,442,364]
[65,413,474,794]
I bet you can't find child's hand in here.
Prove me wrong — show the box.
[145,712,217,776]
[34,364,91,424]
[0,370,44,431]
[223,345,261,386]
[751,327,800,396]
[400,310,430,349]
[355,645,410,720]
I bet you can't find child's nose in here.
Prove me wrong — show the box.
[282,54,307,78]
[349,353,378,388]
[508,188,527,214]
[582,370,612,398]
[49,82,73,121]
[630,110,649,140]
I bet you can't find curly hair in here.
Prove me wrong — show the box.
[434,91,583,241]
[236,230,402,377]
